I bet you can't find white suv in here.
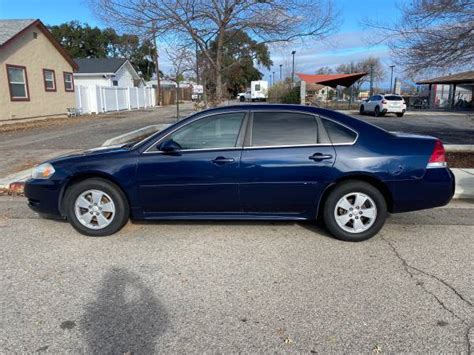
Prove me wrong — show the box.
[359,94,406,117]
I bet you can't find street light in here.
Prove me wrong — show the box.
[279,64,282,81]
[389,65,395,93]
[272,71,275,86]
[291,50,296,83]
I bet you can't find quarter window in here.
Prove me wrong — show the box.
[168,112,245,150]
[321,118,357,144]
[250,112,319,147]
[6,65,29,101]
[43,69,56,91]
[63,72,74,92]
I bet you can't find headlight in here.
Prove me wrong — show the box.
[32,163,55,179]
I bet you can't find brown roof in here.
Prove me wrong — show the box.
[416,71,474,85]
[296,72,367,88]
[0,19,78,71]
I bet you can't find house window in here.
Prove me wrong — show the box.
[63,72,74,92]
[6,64,29,101]
[43,69,56,91]
[112,80,118,86]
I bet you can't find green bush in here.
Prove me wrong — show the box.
[268,80,300,104]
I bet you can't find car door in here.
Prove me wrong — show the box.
[239,110,337,214]
[136,111,247,213]
[365,96,376,112]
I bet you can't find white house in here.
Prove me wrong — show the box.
[73,58,141,88]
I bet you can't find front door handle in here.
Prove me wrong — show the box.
[309,153,333,161]
[212,156,235,164]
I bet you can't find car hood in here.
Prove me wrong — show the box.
[47,145,131,164]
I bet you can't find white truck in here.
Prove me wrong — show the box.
[237,80,268,102]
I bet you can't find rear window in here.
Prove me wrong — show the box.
[321,119,357,144]
[251,112,318,147]
[385,95,403,101]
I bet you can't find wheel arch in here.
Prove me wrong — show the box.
[316,174,394,220]
[58,172,132,217]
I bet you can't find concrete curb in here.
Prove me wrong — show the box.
[102,124,170,147]
[445,145,474,152]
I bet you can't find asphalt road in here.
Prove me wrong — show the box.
[350,111,474,145]
[1,196,473,353]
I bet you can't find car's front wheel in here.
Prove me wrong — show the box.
[239,95,245,102]
[359,105,365,115]
[323,181,387,242]
[64,178,129,236]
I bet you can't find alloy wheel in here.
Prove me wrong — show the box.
[74,189,116,230]
[334,192,377,233]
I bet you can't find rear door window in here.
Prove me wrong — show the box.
[321,118,357,144]
[250,111,319,147]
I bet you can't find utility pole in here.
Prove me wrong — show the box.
[279,64,282,81]
[272,71,275,86]
[350,62,354,106]
[389,65,395,93]
[369,63,374,97]
[291,50,296,83]
[195,42,200,84]
[152,22,161,106]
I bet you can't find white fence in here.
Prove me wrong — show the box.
[75,85,156,114]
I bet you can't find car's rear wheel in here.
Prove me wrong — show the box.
[396,112,404,117]
[64,178,129,236]
[374,106,380,117]
[323,181,387,242]
[359,105,365,115]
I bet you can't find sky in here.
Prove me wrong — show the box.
[0,0,405,88]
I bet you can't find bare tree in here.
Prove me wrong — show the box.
[91,0,339,102]
[364,0,474,75]
[165,45,195,119]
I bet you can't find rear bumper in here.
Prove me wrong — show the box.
[388,168,455,213]
[382,105,405,113]
[24,178,64,218]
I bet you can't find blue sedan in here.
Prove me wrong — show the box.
[24,104,455,241]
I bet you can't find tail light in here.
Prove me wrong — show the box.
[381,99,387,104]
[427,139,447,168]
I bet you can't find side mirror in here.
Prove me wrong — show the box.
[158,139,182,153]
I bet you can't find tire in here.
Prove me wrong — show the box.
[359,105,365,115]
[64,178,129,237]
[323,181,387,242]
[239,96,245,102]
[374,106,380,117]
[396,112,404,117]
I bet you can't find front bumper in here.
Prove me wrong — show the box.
[24,178,65,218]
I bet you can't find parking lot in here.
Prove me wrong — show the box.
[350,111,474,145]
[0,196,473,353]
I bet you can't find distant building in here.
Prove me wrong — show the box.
[73,58,141,88]
[417,71,473,110]
[0,19,78,121]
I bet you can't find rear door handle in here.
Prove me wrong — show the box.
[309,153,333,161]
[212,156,235,164]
